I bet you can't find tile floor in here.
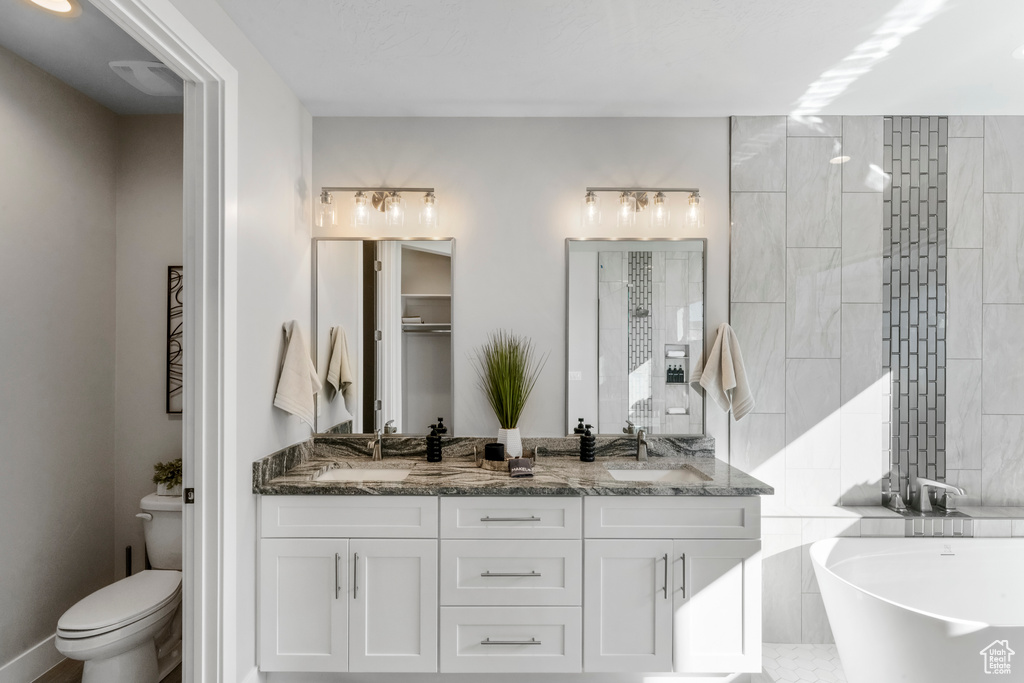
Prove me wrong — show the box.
[754,643,848,682]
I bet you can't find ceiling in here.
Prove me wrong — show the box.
[212,0,1024,117]
[0,0,182,115]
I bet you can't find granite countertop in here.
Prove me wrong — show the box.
[252,435,773,497]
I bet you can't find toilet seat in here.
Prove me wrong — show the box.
[57,570,182,640]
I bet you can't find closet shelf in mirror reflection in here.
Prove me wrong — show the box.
[401,293,451,298]
[402,323,451,333]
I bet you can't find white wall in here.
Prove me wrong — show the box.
[312,117,730,446]
[0,44,117,672]
[113,114,184,577]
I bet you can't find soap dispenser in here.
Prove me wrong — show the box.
[574,418,586,434]
[426,424,443,462]
[579,424,596,462]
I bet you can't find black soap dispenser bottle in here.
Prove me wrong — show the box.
[579,424,596,462]
[426,424,443,462]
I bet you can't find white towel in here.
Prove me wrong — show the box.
[273,321,322,427]
[693,323,755,421]
[326,326,355,398]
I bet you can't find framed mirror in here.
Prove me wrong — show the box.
[566,238,705,436]
[314,238,454,435]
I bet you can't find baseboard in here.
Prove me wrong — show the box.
[240,666,263,683]
[0,635,63,683]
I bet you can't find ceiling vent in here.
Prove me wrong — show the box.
[108,60,183,97]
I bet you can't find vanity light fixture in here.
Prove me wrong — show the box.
[582,187,702,232]
[419,192,438,228]
[317,187,439,229]
[316,190,338,228]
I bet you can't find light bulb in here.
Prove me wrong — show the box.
[651,192,669,230]
[29,0,76,13]
[351,191,369,227]
[686,192,705,232]
[419,192,438,228]
[385,192,405,227]
[581,191,601,228]
[616,192,636,228]
[316,190,337,228]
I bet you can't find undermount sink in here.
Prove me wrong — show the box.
[315,468,412,482]
[605,466,711,484]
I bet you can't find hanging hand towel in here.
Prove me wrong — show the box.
[696,323,755,421]
[326,326,355,399]
[273,320,322,428]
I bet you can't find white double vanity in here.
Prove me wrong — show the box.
[254,455,768,677]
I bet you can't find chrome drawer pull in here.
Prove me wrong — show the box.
[481,637,541,646]
[480,571,541,578]
[480,516,541,522]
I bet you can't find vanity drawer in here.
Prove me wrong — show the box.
[439,606,581,673]
[584,496,760,539]
[261,496,438,538]
[440,497,581,539]
[440,540,581,606]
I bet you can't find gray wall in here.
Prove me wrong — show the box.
[113,114,184,577]
[312,117,731,445]
[0,44,118,669]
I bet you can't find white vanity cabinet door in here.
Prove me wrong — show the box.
[349,539,438,673]
[672,539,762,673]
[259,538,348,672]
[583,539,674,673]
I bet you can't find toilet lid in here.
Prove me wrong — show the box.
[58,570,181,636]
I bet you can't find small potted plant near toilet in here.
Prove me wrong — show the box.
[153,457,182,496]
[474,330,546,459]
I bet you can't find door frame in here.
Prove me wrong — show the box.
[87,1,236,680]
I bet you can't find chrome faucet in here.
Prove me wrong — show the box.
[623,420,635,435]
[383,419,397,435]
[910,471,965,512]
[636,428,648,461]
[368,429,383,461]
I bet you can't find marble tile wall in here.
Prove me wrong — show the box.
[946,117,1024,506]
[730,116,886,513]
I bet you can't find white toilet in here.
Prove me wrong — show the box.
[56,493,183,683]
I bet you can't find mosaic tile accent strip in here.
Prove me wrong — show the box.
[628,251,653,429]
[883,116,948,502]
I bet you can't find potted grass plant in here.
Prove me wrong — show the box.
[474,330,547,458]
[152,457,183,496]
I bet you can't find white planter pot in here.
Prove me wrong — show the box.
[497,428,523,459]
[157,483,182,497]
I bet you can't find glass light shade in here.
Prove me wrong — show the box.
[650,192,669,230]
[616,192,636,229]
[581,191,601,228]
[685,192,705,232]
[351,191,369,227]
[385,193,405,227]
[316,190,337,228]
[419,192,439,228]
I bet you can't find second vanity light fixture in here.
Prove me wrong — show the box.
[582,187,703,232]
[317,187,439,229]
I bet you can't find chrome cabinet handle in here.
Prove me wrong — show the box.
[353,552,359,599]
[334,553,340,599]
[480,516,541,522]
[662,553,669,599]
[481,571,541,578]
[481,637,541,646]
[679,554,686,599]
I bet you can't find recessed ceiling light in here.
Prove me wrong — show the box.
[830,156,851,165]
[1013,44,1024,60]
[27,0,79,15]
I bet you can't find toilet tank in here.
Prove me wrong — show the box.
[139,493,183,570]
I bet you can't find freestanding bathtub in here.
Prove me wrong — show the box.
[811,537,1024,683]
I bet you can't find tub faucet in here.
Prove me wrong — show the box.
[623,420,635,435]
[910,472,965,512]
[368,429,382,461]
[636,429,648,461]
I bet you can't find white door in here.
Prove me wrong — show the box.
[583,539,673,673]
[673,539,761,673]
[350,538,438,672]
[259,538,348,672]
